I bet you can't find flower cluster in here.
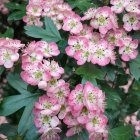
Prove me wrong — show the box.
[24,0,83,30]
[34,81,108,140]
[0,0,9,14]
[0,38,25,68]
[21,41,64,88]
[125,112,140,137]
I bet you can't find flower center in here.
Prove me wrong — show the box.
[88,93,96,103]
[3,51,11,60]
[95,49,105,58]
[76,92,84,103]
[98,15,106,25]
[34,71,43,79]
[92,117,99,126]
[129,17,136,24]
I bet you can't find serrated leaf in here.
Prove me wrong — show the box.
[102,86,122,110]
[108,125,133,140]
[25,17,61,42]
[129,55,140,80]
[7,73,30,94]
[76,63,105,84]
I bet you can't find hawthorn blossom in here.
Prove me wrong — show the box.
[119,37,138,61]
[110,0,129,13]
[90,6,118,34]
[123,13,140,31]
[0,38,24,68]
[62,14,83,34]
[82,8,97,21]
[86,113,108,133]
[65,36,89,57]
[34,95,61,115]
[91,40,116,66]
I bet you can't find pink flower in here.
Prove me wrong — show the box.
[68,84,84,112]
[34,112,60,133]
[47,82,70,104]
[37,41,60,58]
[89,32,101,46]
[0,38,24,68]
[66,125,83,137]
[82,8,97,21]
[90,6,118,34]
[21,62,51,86]
[63,113,79,126]
[43,60,64,79]
[62,14,83,34]
[65,36,89,57]
[91,40,115,66]
[123,13,140,31]
[22,41,43,63]
[78,24,93,39]
[86,113,108,133]
[110,0,129,13]
[26,4,42,17]
[34,95,61,115]
[41,127,61,140]
[119,37,138,61]
[125,0,140,14]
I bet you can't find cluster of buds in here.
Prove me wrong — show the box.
[21,41,64,88]
[0,0,9,14]
[34,81,108,140]
[0,38,25,68]
[125,112,140,137]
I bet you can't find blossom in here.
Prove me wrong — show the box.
[119,36,138,61]
[123,13,140,31]
[68,84,84,112]
[91,40,115,66]
[82,8,97,21]
[90,6,118,34]
[65,36,89,57]
[62,14,83,34]
[110,0,129,13]
[0,38,24,68]
[37,41,60,58]
[26,4,42,17]
[86,113,108,133]
[34,95,61,115]
[21,62,51,86]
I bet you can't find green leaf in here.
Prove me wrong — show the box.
[102,86,122,110]
[25,17,61,42]
[8,11,26,21]
[76,63,105,85]
[129,55,140,80]
[5,2,26,11]
[0,93,39,116]
[7,73,30,94]
[24,124,40,140]
[0,66,5,76]
[0,124,17,137]
[18,97,38,135]
[108,125,133,140]
[0,28,14,38]
[132,31,140,41]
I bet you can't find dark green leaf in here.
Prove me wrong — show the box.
[7,73,30,94]
[8,11,26,21]
[0,93,39,116]
[0,28,14,38]
[0,66,5,76]
[108,125,133,140]
[129,55,140,80]
[76,63,105,84]
[0,124,17,137]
